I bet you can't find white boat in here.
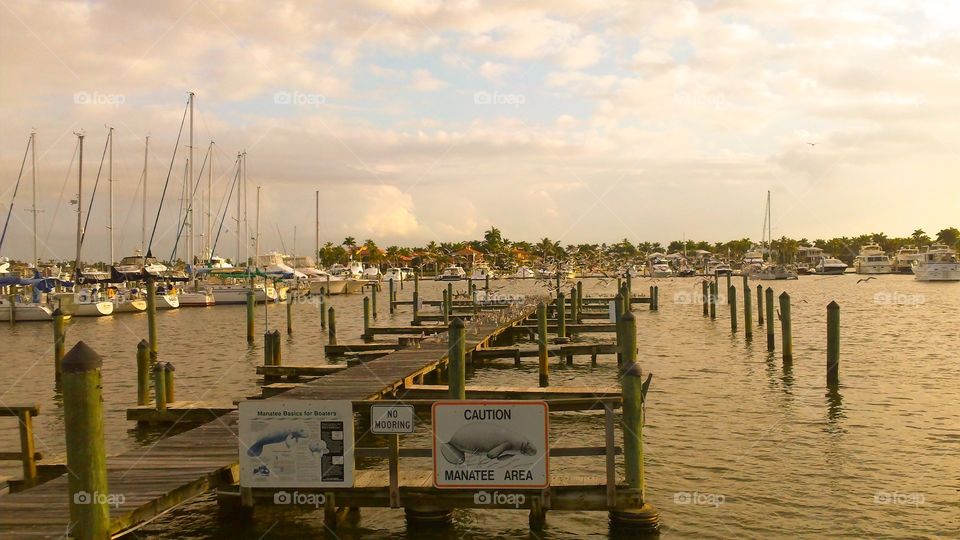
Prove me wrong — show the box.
[650,262,673,278]
[893,247,921,274]
[512,266,535,279]
[401,267,417,281]
[469,264,496,281]
[711,263,732,276]
[815,256,848,275]
[383,268,404,282]
[362,267,382,280]
[108,286,148,313]
[208,283,275,304]
[177,287,215,307]
[0,297,57,322]
[854,244,892,274]
[756,264,799,280]
[436,265,466,281]
[298,268,348,295]
[913,245,960,281]
[51,290,114,317]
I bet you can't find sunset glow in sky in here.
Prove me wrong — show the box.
[2,0,959,261]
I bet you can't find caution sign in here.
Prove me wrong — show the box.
[239,400,354,488]
[370,404,415,434]
[432,400,549,489]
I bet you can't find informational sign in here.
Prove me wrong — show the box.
[432,401,549,489]
[239,400,354,488]
[370,404,415,434]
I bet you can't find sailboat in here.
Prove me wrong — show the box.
[755,191,798,280]
[177,94,216,307]
[0,132,59,322]
[54,132,113,316]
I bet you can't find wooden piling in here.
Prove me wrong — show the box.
[412,290,420,324]
[710,282,717,319]
[485,273,490,292]
[441,289,449,326]
[328,307,337,345]
[371,285,378,320]
[320,294,326,330]
[570,287,578,328]
[729,285,737,332]
[163,362,175,404]
[245,289,255,344]
[556,292,567,339]
[576,281,583,323]
[827,301,840,385]
[779,292,792,361]
[537,302,548,387]
[147,278,159,356]
[614,292,624,365]
[363,296,371,341]
[448,318,466,399]
[388,279,395,314]
[765,287,775,351]
[62,342,109,540]
[263,331,274,366]
[756,284,764,325]
[153,362,167,412]
[136,339,150,406]
[701,281,709,316]
[286,296,293,335]
[742,276,752,339]
[610,311,660,531]
[271,329,282,367]
[53,309,65,381]
[653,286,659,311]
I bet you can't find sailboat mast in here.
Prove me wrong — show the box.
[207,141,213,260]
[255,185,261,267]
[236,153,241,265]
[75,133,84,278]
[314,190,319,268]
[767,190,772,262]
[142,136,148,261]
[30,132,37,267]
[108,126,114,264]
[187,91,194,272]
[242,152,248,266]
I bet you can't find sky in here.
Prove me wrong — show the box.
[1,0,959,263]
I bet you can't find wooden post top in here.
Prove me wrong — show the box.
[62,342,102,373]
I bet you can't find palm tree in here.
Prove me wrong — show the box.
[936,227,959,248]
[910,229,927,249]
[342,236,357,257]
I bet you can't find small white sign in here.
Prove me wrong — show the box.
[432,401,549,489]
[371,404,415,434]
[239,400,354,488]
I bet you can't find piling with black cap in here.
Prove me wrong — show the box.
[448,318,466,399]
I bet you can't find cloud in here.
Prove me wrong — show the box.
[410,68,448,91]
[478,61,514,83]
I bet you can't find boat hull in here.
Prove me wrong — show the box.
[914,265,960,281]
[0,302,56,322]
[71,301,115,317]
[344,279,367,294]
[156,294,180,309]
[855,263,892,275]
[308,279,347,295]
[113,299,148,313]
[178,292,215,307]
[210,287,270,304]
[816,267,847,275]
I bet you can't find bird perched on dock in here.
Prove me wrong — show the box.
[857,277,876,283]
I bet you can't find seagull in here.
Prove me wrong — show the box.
[857,277,876,283]
[806,142,817,146]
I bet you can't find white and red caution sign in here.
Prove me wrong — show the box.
[432,400,549,489]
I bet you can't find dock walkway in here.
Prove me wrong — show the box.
[0,311,531,537]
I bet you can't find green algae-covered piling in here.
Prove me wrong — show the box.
[147,278,159,355]
[537,302,548,387]
[779,292,792,361]
[62,342,110,540]
[153,362,167,412]
[244,289,254,344]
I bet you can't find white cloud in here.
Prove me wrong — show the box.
[410,68,448,91]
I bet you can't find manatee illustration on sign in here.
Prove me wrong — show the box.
[433,400,549,488]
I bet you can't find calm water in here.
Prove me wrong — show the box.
[1,276,957,538]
